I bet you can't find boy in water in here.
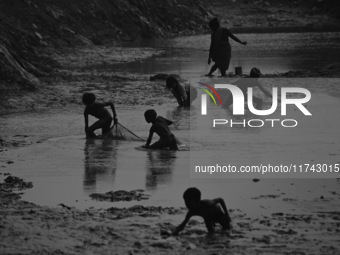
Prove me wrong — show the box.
[172,187,231,235]
[144,109,178,150]
[224,67,272,109]
[82,92,118,138]
[166,76,197,107]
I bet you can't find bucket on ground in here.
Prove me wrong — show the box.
[235,66,242,75]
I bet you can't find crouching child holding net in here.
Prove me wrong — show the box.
[82,92,118,139]
[82,92,145,141]
[144,109,178,150]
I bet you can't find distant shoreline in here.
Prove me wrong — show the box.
[170,26,340,38]
[231,25,340,34]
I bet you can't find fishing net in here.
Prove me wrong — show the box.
[102,122,145,141]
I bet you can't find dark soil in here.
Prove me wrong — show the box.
[1,0,339,105]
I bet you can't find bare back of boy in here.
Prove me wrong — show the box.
[85,103,112,120]
[189,199,231,232]
[84,103,113,136]
[173,197,231,235]
[149,117,177,149]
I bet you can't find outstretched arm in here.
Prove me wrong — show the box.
[103,102,118,124]
[208,33,214,64]
[178,85,188,106]
[172,212,192,235]
[227,29,247,45]
[171,89,185,107]
[145,129,154,148]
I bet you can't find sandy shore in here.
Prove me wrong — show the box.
[1,175,339,254]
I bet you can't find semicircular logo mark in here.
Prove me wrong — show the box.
[197,82,222,106]
[198,87,217,106]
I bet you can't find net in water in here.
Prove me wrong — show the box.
[102,123,145,141]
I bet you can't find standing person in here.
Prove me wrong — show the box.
[166,76,197,107]
[82,92,118,139]
[206,18,247,77]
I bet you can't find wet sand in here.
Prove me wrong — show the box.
[1,33,340,254]
[1,177,339,254]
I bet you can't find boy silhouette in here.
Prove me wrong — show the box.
[144,109,178,150]
[173,187,231,235]
[82,92,117,138]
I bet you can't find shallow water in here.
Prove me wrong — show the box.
[1,91,340,216]
[1,33,340,217]
[108,32,340,77]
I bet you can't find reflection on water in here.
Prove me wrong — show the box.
[83,138,178,193]
[1,33,340,215]
[145,150,176,190]
[83,139,118,194]
[166,106,192,130]
[1,93,340,215]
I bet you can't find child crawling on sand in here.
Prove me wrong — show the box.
[144,109,178,150]
[82,92,118,139]
[172,187,231,235]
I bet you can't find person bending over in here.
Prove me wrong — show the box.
[166,76,197,107]
[82,92,117,139]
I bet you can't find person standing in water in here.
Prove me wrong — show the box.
[207,18,247,77]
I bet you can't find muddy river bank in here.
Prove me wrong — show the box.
[1,32,340,254]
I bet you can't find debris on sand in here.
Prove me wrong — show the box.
[0,175,33,190]
[252,235,271,244]
[251,194,280,200]
[273,228,297,235]
[107,205,184,219]
[90,189,150,202]
[149,73,181,81]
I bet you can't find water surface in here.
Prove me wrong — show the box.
[1,32,340,217]
[108,32,340,77]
